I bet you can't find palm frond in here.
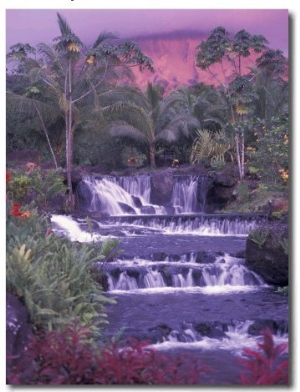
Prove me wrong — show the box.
[91,31,119,49]
[109,123,147,143]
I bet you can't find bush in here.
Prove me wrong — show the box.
[7,323,210,385]
[239,328,289,385]
[6,167,66,208]
[190,129,232,166]
[6,198,118,336]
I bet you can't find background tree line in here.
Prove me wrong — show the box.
[6,16,289,206]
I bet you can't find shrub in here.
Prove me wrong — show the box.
[190,129,232,166]
[239,328,289,385]
[6,199,117,336]
[7,323,211,385]
[6,171,31,201]
[248,228,270,248]
[6,167,66,208]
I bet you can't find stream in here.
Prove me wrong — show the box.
[51,174,289,385]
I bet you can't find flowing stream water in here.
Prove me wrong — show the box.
[51,175,289,385]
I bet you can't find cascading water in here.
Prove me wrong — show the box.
[103,254,265,292]
[77,176,164,215]
[107,215,260,236]
[76,174,212,215]
[51,173,288,385]
[171,175,199,213]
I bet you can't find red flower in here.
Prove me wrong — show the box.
[9,203,22,217]
[6,170,11,183]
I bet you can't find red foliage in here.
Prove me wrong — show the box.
[7,323,210,385]
[9,203,22,217]
[6,170,11,183]
[239,328,289,385]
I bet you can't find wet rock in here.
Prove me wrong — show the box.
[195,322,227,339]
[148,324,172,343]
[248,319,288,335]
[140,205,156,214]
[150,169,174,206]
[164,206,176,215]
[6,293,34,377]
[131,195,142,208]
[118,202,136,214]
[245,224,288,286]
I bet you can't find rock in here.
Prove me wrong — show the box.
[245,224,288,286]
[6,293,34,377]
[131,195,142,208]
[195,321,227,339]
[150,169,174,206]
[248,319,288,336]
[118,202,136,214]
[140,205,156,214]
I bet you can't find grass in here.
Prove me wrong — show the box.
[222,181,287,214]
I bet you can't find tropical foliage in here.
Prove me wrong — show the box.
[6,171,119,336]
[195,26,288,180]
[103,83,200,167]
[190,129,232,167]
[7,323,288,385]
[7,12,153,208]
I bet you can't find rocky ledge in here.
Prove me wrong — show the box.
[245,221,288,286]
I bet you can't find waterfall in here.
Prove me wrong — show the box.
[77,174,211,215]
[171,175,210,213]
[109,215,259,236]
[144,269,166,288]
[77,176,153,215]
[104,254,265,292]
[172,175,198,213]
[112,176,151,204]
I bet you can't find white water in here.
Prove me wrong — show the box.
[106,254,266,292]
[79,176,165,215]
[172,176,199,213]
[50,214,102,242]
[107,216,258,236]
[151,319,288,357]
[78,175,212,215]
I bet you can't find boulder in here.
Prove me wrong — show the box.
[6,293,34,377]
[245,224,288,286]
[140,205,156,214]
[150,169,174,206]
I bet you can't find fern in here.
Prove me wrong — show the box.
[6,206,117,337]
[248,228,270,248]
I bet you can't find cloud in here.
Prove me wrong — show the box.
[6,9,288,56]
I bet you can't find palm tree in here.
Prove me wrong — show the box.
[6,13,153,208]
[103,83,200,167]
[196,26,269,180]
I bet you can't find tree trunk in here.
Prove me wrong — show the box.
[235,134,242,180]
[149,142,156,168]
[34,104,58,168]
[64,59,75,210]
[241,129,245,179]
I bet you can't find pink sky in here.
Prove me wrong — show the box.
[6,9,289,56]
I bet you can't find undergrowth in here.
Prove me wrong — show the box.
[7,323,288,386]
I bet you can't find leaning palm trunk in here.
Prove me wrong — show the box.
[34,103,58,168]
[65,59,76,209]
[149,141,156,168]
[235,131,245,180]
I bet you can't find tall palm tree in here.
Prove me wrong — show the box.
[6,13,153,208]
[196,26,269,180]
[103,83,200,167]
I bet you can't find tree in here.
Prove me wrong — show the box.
[196,26,269,180]
[7,12,153,208]
[103,83,200,167]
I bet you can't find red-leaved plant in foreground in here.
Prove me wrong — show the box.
[7,322,210,385]
[239,327,289,385]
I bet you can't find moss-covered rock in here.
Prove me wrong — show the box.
[245,223,288,286]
